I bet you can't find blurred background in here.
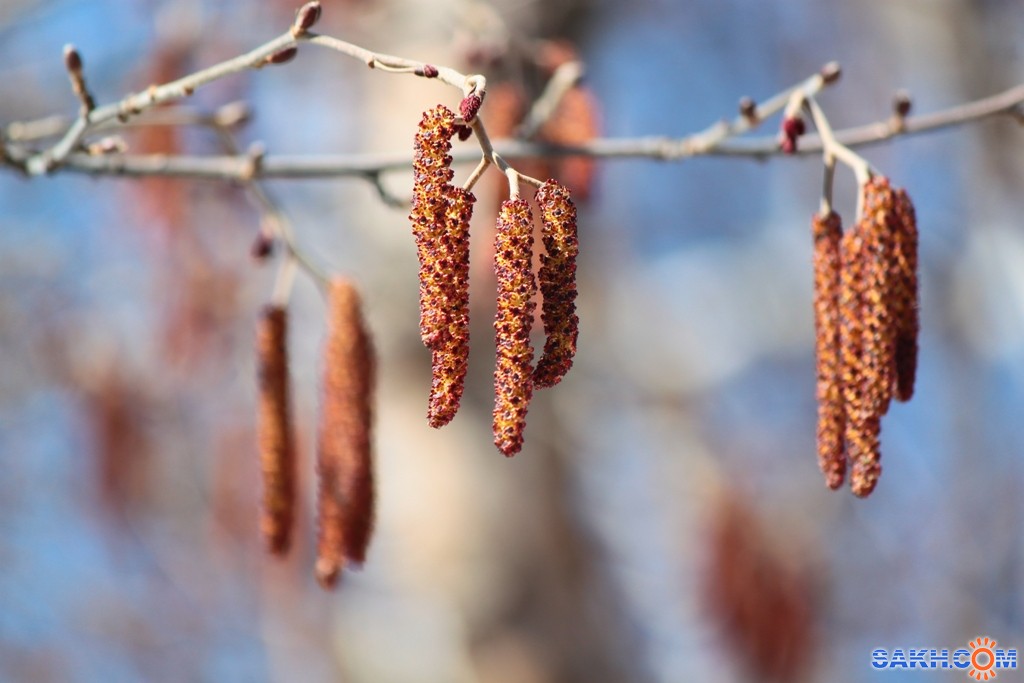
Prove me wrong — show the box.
[1,0,1023,681]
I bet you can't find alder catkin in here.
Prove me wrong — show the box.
[493,199,537,457]
[427,186,474,427]
[840,224,882,497]
[859,177,899,419]
[315,279,376,589]
[811,212,845,490]
[533,180,580,389]
[891,188,919,402]
[410,105,457,349]
[256,306,296,555]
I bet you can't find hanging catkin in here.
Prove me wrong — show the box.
[315,279,376,589]
[812,212,845,490]
[492,199,537,456]
[256,305,296,555]
[410,105,457,349]
[840,222,882,497]
[891,187,919,402]
[427,186,474,427]
[533,180,580,389]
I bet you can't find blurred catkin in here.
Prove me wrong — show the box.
[493,199,537,456]
[315,279,376,589]
[256,305,296,555]
[891,188,919,402]
[812,212,845,490]
[533,180,580,389]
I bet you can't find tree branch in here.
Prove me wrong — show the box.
[6,81,1019,182]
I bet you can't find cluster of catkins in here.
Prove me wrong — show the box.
[255,279,376,589]
[812,176,919,497]
[410,104,580,456]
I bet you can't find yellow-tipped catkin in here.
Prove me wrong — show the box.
[533,180,580,389]
[410,105,457,349]
[315,279,376,589]
[891,188,919,402]
[812,212,845,490]
[427,186,474,427]
[492,199,537,457]
[256,305,296,555]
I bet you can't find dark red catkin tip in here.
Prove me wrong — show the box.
[782,116,806,139]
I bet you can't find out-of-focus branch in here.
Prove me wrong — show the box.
[7,81,1019,182]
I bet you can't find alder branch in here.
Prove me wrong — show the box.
[6,81,1020,183]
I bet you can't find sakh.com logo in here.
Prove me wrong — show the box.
[872,637,1017,680]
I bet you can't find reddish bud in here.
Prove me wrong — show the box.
[251,233,275,260]
[780,137,797,154]
[293,2,322,33]
[267,46,298,65]
[455,124,473,141]
[459,93,483,123]
[893,90,912,118]
[63,44,82,73]
[738,96,757,121]
[420,64,439,78]
[782,116,806,139]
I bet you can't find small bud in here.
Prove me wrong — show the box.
[455,124,473,141]
[63,44,82,73]
[419,64,439,78]
[293,1,322,34]
[782,116,806,139]
[459,93,483,123]
[893,90,912,118]
[267,46,298,65]
[820,62,841,84]
[251,233,275,260]
[780,137,797,154]
[738,96,757,121]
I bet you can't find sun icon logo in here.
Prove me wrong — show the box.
[967,636,999,681]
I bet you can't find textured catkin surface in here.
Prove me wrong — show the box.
[315,279,376,589]
[256,305,295,555]
[812,212,845,490]
[860,177,898,419]
[891,188,919,402]
[492,199,537,457]
[410,105,457,349]
[427,186,474,427]
[840,224,881,497]
[533,180,579,389]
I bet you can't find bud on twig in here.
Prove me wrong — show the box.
[63,44,83,73]
[820,61,841,85]
[417,64,439,78]
[738,96,757,122]
[893,90,912,118]
[266,46,298,65]
[460,93,483,123]
[292,1,322,35]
